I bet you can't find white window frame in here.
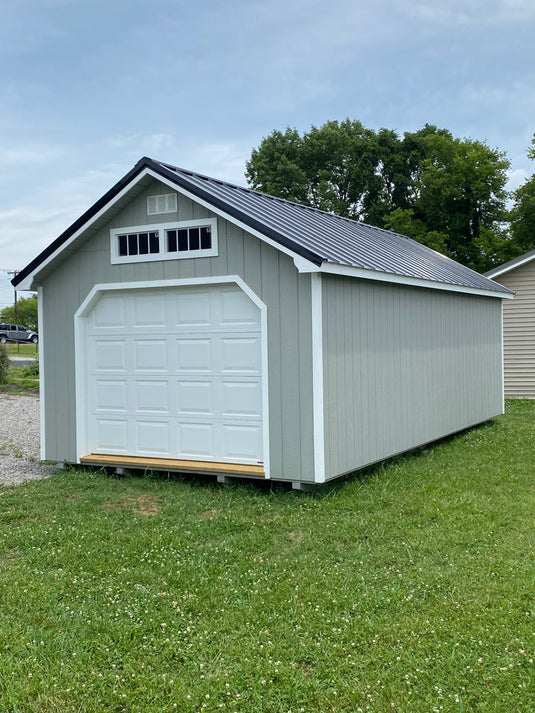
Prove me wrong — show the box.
[110,218,218,264]
[147,193,177,215]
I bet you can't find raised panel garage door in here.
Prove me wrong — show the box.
[85,284,263,465]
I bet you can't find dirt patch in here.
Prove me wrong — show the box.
[198,507,219,519]
[104,494,162,516]
[289,530,305,545]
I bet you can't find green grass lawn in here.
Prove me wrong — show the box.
[1,401,534,712]
[5,342,39,357]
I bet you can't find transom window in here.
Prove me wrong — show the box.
[110,218,217,264]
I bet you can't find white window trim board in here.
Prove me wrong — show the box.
[74,275,271,478]
[311,273,325,483]
[110,217,218,264]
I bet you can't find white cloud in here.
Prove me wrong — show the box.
[506,167,529,191]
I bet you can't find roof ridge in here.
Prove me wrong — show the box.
[151,157,400,231]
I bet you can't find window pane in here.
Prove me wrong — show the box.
[138,232,149,255]
[200,226,212,250]
[167,230,177,252]
[189,227,200,250]
[178,229,188,251]
[118,234,127,256]
[128,234,138,255]
[149,232,160,253]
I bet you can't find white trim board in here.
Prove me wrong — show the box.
[38,285,46,461]
[74,275,271,479]
[311,273,325,483]
[486,251,535,279]
[319,262,513,300]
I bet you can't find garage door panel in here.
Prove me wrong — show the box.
[221,381,262,417]
[94,379,128,412]
[134,293,167,327]
[219,337,261,373]
[136,420,169,454]
[93,340,127,372]
[176,380,214,415]
[176,338,212,372]
[135,380,169,413]
[92,294,126,329]
[134,339,168,371]
[176,291,211,326]
[94,418,129,452]
[222,424,262,461]
[221,290,260,326]
[178,422,215,458]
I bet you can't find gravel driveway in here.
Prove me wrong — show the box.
[0,394,59,487]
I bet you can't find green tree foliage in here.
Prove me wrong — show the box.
[509,136,535,257]
[246,121,511,271]
[0,293,38,331]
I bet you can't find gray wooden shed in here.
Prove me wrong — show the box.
[486,250,535,398]
[14,157,512,488]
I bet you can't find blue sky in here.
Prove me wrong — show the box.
[1,0,534,309]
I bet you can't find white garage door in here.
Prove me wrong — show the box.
[85,283,263,465]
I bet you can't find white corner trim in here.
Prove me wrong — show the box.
[320,262,514,299]
[501,301,505,414]
[74,275,270,479]
[37,286,46,461]
[311,273,325,483]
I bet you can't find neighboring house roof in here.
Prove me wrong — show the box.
[485,249,535,279]
[13,156,512,297]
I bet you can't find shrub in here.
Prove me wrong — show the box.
[0,343,9,384]
[23,359,39,378]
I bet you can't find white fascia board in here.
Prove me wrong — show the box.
[320,262,514,299]
[486,252,535,279]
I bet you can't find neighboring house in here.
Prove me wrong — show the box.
[13,157,512,488]
[486,250,535,398]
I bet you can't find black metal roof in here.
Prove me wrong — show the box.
[13,156,512,296]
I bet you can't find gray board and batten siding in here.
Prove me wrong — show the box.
[486,254,535,398]
[321,274,503,480]
[39,179,315,483]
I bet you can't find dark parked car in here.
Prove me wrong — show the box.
[0,324,38,344]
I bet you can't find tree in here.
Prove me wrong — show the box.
[508,136,535,256]
[246,121,511,271]
[0,293,38,331]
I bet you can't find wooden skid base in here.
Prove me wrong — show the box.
[80,454,265,478]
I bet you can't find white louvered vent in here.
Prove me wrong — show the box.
[147,193,177,215]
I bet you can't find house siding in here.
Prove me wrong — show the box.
[321,275,503,480]
[40,179,315,482]
[492,260,535,398]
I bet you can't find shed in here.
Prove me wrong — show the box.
[486,250,535,398]
[14,157,512,488]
